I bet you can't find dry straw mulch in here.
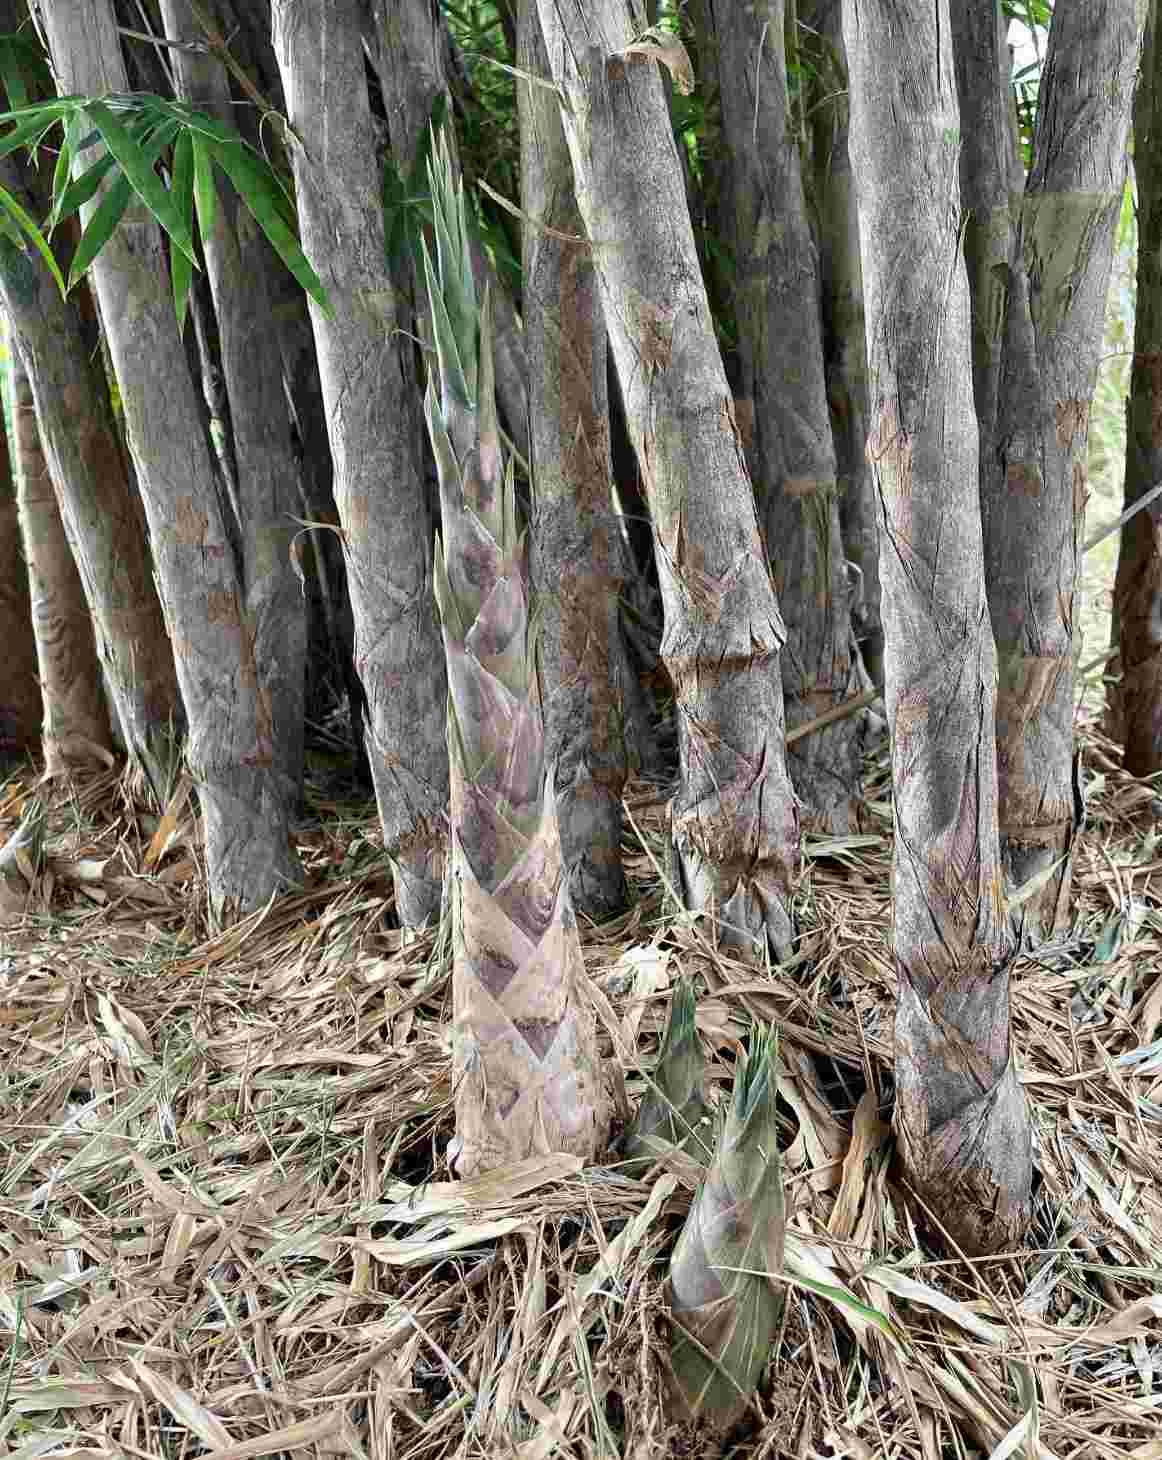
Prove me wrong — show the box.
[2,720,1162,1460]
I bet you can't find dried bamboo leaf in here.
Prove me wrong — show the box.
[616,28,695,97]
[861,1261,1008,1346]
[783,1233,897,1344]
[0,795,46,904]
[131,1360,231,1450]
[5,717,1162,1460]
[828,1090,890,1239]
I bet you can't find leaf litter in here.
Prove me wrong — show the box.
[1,713,1161,1458]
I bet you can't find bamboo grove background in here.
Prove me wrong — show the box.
[4,2,1162,1457]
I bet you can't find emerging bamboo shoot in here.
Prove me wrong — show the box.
[422,134,608,1176]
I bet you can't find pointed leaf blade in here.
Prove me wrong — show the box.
[68,169,132,289]
[170,128,194,330]
[0,181,65,296]
[84,99,196,265]
[0,105,67,161]
[206,136,330,316]
[48,149,117,230]
[190,130,217,241]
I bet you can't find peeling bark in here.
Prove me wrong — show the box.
[536,0,801,959]
[9,331,113,772]
[518,0,633,919]
[845,0,1032,1255]
[696,0,861,833]
[42,0,302,922]
[1113,0,1162,775]
[985,0,1144,937]
[272,0,448,930]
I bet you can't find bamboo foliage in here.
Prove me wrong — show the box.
[422,133,607,1177]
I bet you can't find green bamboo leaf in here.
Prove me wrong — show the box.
[170,128,194,331]
[717,1262,898,1340]
[50,109,168,234]
[0,96,81,125]
[207,132,296,226]
[68,170,132,289]
[60,112,178,289]
[49,110,84,225]
[84,99,196,267]
[170,125,195,233]
[190,130,217,243]
[422,234,470,412]
[176,107,237,148]
[206,136,330,316]
[0,180,65,296]
[50,138,71,217]
[47,149,116,230]
[427,132,476,399]
[0,103,69,160]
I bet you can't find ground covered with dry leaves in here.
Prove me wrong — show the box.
[2,719,1162,1460]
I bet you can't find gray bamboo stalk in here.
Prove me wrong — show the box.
[985,0,1144,938]
[0,334,42,760]
[518,0,633,918]
[1113,0,1162,774]
[271,0,448,931]
[177,0,359,765]
[0,0,180,792]
[0,147,181,796]
[844,0,1032,1254]
[803,0,883,694]
[423,137,608,1175]
[535,0,801,960]
[951,0,1023,498]
[9,327,113,772]
[161,0,307,805]
[41,0,302,921]
[696,0,861,833]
